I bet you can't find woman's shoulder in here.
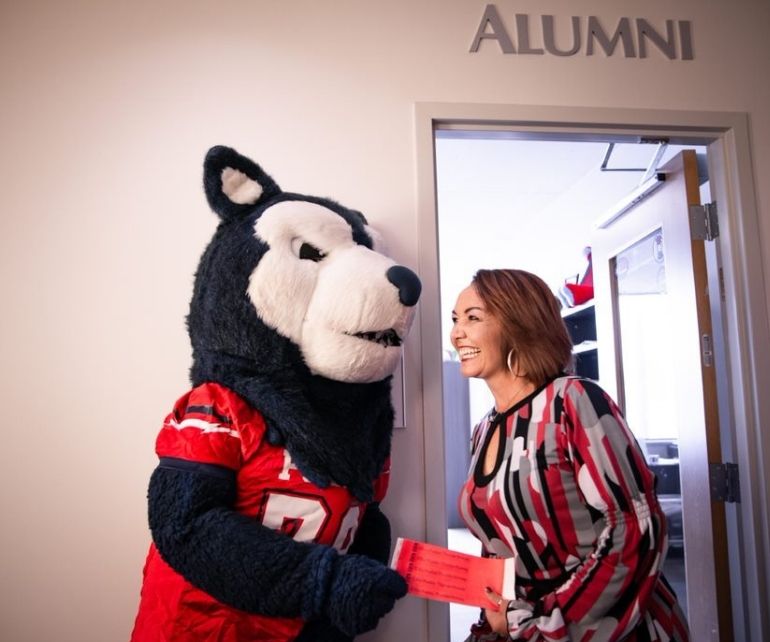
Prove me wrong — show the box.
[548,374,600,395]
[553,375,620,418]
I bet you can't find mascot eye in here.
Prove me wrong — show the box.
[299,242,326,262]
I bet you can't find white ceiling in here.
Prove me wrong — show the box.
[434,134,707,354]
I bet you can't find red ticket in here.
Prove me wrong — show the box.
[390,537,515,609]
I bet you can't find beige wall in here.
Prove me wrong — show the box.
[1,1,768,641]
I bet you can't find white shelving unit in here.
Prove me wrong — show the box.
[561,300,598,380]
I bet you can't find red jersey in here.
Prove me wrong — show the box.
[131,383,389,642]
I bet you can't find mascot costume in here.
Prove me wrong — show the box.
[131,146,421,642]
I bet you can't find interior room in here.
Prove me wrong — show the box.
[434,135,707,640]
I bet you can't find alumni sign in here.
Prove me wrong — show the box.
[470,5,694,60]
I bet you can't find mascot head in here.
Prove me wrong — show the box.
[187,146,421,499]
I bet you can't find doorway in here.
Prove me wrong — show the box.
[414,104,770,642]
[436,134,707,640]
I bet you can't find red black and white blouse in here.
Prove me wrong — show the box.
[458,375,690,641]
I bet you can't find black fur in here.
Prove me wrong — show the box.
[188,147,393,501]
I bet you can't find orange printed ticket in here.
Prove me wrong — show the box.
[390,537,515,609]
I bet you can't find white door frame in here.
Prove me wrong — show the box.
[414,103,769,642]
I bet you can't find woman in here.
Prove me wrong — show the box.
[451,269,689,642]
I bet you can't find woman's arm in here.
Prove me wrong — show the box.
[503,378,667,641]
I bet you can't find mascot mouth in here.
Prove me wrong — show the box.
[349,329,402,347]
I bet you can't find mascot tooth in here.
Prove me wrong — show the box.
[131,145,421,642]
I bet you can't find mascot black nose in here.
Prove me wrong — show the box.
[386,265,421,307]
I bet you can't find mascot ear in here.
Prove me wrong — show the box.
[350,209,389,254]
[203,146,282,222]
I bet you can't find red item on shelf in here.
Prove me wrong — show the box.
[564,283,594,306]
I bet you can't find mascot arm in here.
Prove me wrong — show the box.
[346,502,392,564]
[149,460,407,636]
[295,504,392,642]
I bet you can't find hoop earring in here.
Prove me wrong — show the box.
[506,349,514,373]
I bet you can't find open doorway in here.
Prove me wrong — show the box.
[415,105,769,642]
[435,134,709,640]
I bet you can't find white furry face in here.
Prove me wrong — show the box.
[248,201,415,383]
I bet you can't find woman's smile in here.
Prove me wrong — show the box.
[457,347,481,360]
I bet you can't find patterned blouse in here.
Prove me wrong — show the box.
[458,375,690,641]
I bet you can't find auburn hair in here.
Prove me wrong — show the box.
[472,269,573,387]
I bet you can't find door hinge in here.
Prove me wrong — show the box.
[689,202,719,241]
[701,333,714,367]
[709,462,740,503]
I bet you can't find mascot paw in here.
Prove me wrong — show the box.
[325,554,408,636]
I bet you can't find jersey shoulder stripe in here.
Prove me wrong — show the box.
[184,404,233,426]
[156,383,265,470]
[165,416,240,439]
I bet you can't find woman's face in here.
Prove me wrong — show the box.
[450,285,507,382]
